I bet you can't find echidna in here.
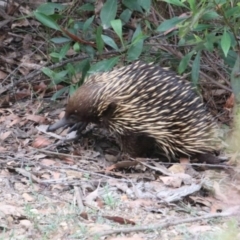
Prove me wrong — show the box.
[47,62,219,163]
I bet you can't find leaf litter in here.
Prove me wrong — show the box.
[1,93,239,239]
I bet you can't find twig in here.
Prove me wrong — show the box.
[74,186,84,213]
[93,207,240,237]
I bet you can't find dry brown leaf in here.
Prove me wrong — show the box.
[32,136,51,148]
[0,146,7,152]
[20,220,32,228]
[62,157,75,165]
[80,212,89,220]
[213,181,228,202]
[41,159,56,166]
[85,188,99,205]
[128,199,155,209]
[168,163,185,174]
[9,117,21,126]
[0,70,7,79]
[51,171,60,180]
[96,197,104,208]
[0,131,12,141]
[103,215,135,225]
[22,193,34,202]
[66,170,83,179]
[189,196,212,207]
[11,19,30,28]
[41,173,50,179]
[26,114,46,124]
[160,176,182,188]
[0,204,24,216]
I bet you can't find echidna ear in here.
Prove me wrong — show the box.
[102,101,117,119]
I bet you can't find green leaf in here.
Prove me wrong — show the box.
[96,26,104,54]
[69,84,77,96]
[221,30,231,57]
[156,17,186,32]
[83,16,95,32]
[187,0,196,12]
[51,86,69,100]
[138,0,151,12]
[225,6,240,18]
[163,0,188,8]
[191,51,201,86]
[59,43,70,60]
[100,0,117,29]
[120,9,132,24]
[231,55,240,102]
[89,57,119,74]
[122,0,143,12]
[101,35,119,50]
[127,40,143,61]
[131,25,144,43]
[36,3,66,15]
[77,3,94,12]
[50,52,60,59]
[223,50,237,68]
[75,59,91,85]
[34,12,60,30]
[73,42,80,52]
[127,26,144,61]
[42,67,55,79]
[50,37,71,44]
[193,24,210,31]
[111,19,123,46]
[54,70,69,84]
[202,10,220,20]
[66,63,76,76]
[178,51,194,74]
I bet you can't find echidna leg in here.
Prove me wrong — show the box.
[117,134,156,158]
[192,153,221,164]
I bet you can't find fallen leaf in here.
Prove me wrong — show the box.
[20,220,32,228]
[66,170,83,179]
[160,176,182,188]
[0,131,12,141]
[26,114,46,124]
[0,70,7,79]
[41,159,56,166]
[168,163,185,173]
[22,193,34,202]
[51,171,60,179]
[32,136,51,148]
[103,215,135,225]
[189,196,212,207]
[0,204,24,216]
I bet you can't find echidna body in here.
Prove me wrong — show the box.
[48,62,218,161]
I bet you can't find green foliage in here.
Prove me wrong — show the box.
[33,0,239,98]
[157,0,239,86]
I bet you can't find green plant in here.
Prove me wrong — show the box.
[33,0,239,104]
[33,0,151,98]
